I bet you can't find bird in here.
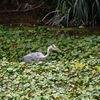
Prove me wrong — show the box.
[21,44,62,62]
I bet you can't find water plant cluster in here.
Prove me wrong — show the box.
[45,0,100,26]
[0,26,100,99]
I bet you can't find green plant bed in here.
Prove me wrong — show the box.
[0,25,100,99]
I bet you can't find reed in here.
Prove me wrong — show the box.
[44,0,100,27]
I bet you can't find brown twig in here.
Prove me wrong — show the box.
[0,2,45,13]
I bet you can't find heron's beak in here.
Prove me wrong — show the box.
[56,48,65,55]
[56,48,62,52]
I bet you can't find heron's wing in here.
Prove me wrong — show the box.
[27,52,44,60]
[29,52,44,57]
[22,52,44,62]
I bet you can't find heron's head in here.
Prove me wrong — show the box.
[48,44,61,52]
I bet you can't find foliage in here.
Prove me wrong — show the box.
[0,25,100,99]
[44,0,100,26]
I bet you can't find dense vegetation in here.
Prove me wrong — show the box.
[0,0,100,26]
[44,0,100,26]
[0,26,100,99]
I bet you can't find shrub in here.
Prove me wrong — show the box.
[43,0,100,27]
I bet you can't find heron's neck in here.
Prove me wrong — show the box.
[44,48,51,58]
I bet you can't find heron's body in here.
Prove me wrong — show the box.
[22,52,46,62]
[21,44,61,62]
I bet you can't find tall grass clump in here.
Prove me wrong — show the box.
[43,0,100,27]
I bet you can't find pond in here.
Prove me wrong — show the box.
[0,25,100,99]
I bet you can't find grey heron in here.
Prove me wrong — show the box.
[21,44,62,62]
